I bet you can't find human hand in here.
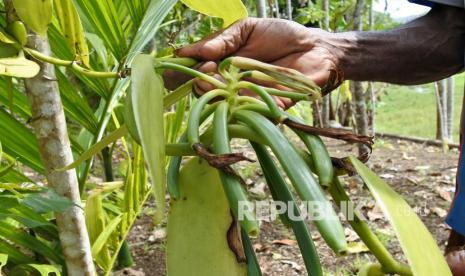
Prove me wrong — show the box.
[174,18,339,109]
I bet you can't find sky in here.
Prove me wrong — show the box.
[373,0,431,18]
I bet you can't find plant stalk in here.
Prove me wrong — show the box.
[4,1,95,273]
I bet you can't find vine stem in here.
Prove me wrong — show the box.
[24,48,121,78]
[156,62,227,89]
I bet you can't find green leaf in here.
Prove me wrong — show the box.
[0,76,31,119]
[73,0,127,59]
[131,54,165,223]
[56,69,98,133]
[0,221,63,265]
[0,253,7,273]
[12,0,53,35]
[54,0,90,66]
[10,263,62,276]
[180,0,248,27]
[126,0,177,63]
[21,190,76,213]
[91,215,122,257]
[0,239,35,265]
[167,157,247,276]
[0,160,15,177]
[123,0,149,27]
[0,109,43,174]
[58,125,127,171]
[350,156,451,276]
[0,57,40,78]
[85,190,112,270]
[0,194,19,209]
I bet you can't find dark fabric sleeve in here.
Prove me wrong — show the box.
[409,0,464,8]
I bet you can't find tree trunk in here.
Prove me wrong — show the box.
[320,0,330,127]
[446,77,455,142]
[273,0,281,18]
[435,80,449,151]
[5,1,95,274]
[436,80,447,140]
[351,0,369,155]
[286,0,293,20]
[366,1,376,136]
[256,0,267,18]
[366,82,376,136]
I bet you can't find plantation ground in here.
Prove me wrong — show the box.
[124,135,459,276]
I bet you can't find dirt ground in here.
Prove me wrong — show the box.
[123,136,459,276]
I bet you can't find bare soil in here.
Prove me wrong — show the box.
[123,137,459,276]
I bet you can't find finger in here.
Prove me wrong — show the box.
[270,51,334,87]
[176,18,255,61]
[193,73,225,96]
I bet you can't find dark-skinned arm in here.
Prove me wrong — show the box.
[316,4,465,84]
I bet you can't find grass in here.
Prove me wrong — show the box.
[375,73,464,142]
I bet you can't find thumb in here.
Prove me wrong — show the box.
[176,18,254,61]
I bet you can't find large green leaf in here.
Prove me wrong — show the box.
[350,157,451,276]
[180,0,248,27]
[167,157,247,276]
[131,54,165,223]
[0,57,40,78]
[12,0,53,35]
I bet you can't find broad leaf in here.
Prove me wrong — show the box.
[0,57,40,78]
[12,0,53,35]
[167,158,247,276]
[180,0,248,27]
[131,54,165,223]
[350,157,451,276]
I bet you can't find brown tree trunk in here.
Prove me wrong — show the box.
[366,1,376,136]
[5,1,95,275]
[351,0,369,155]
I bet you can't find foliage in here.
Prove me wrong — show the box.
[0,0,452,275]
